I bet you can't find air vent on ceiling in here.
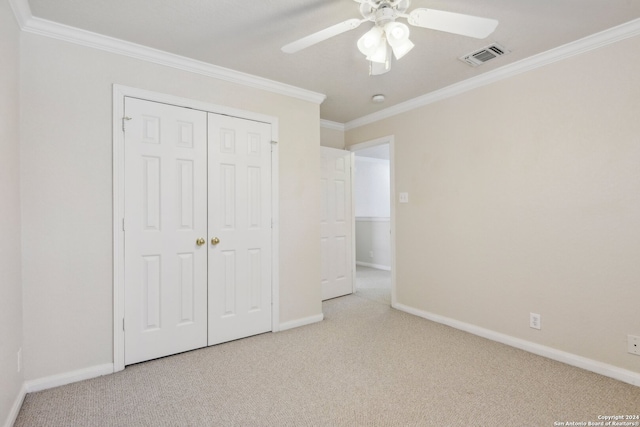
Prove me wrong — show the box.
[459,43,510,67]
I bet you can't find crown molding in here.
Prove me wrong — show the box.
[10,0,640,126]
[320,119,346,132]
[8,0,326,105]
[345,17,640,131]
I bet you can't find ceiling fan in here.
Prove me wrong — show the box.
[282,0,498,75]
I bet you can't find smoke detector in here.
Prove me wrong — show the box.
[372,94,386,103]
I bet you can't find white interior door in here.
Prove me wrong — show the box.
[124,97,208,365]
[207,114,273,345]
[320,147,354,300]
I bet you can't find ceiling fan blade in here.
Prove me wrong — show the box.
[407,9,498,39]
[282,18,363,53]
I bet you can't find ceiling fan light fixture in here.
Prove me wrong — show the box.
[282,1,499,76]
[390,38,414,60]
[357,26,384,56]
[384,21,414,60]
[366,35,388,63]
[385,22,410,44]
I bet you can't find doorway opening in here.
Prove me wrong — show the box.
[349,136,395,306]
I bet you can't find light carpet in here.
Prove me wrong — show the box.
[354,265,391,305]
[15,278,640,426]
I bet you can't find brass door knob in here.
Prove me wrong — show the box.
[211,237,220,245]
[196,238,206,246]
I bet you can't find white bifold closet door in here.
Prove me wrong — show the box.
[207,114,273,346]
[320,147,354,300]
[124,98,208,365]
[124,97,272,365]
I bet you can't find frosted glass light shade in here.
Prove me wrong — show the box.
[385,22,410,45]
[385,22,414,60]
[357,26,384,57]
[366,38,388,64]
[391,38,414,59]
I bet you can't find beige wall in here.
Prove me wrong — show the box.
[0,0,24,424]
[346,35,640,373]
[20,33,322,381]
[320,126,345,149]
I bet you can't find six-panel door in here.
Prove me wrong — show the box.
[124,98,273,364]
[207,114,273,346]
[320,147,354,301]
[124,98,209,365]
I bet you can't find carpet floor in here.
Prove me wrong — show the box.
[354,265,391,306]
[15,270,640,426]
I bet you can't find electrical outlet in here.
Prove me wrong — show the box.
[530,313,541,330]
[399,192,409,203]
[17,348,22,373]
[369,251,374,258]
[628,335,640,356]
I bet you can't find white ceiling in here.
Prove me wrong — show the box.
[26,0,640,123]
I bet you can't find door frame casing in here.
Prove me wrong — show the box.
[112,84,280,372]
[348,136,396,306]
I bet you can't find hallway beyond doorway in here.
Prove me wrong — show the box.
[355,265,391,305]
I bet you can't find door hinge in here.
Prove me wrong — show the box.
[122,218,125,231]
[122,318,125,331]
[122,116,132,132]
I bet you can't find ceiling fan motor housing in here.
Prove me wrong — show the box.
[360,0,411,24]
[375,6,397,25]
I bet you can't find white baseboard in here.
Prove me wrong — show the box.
[4,383,26,427]
[393,303,640,388]
[278,313,324,332]
[25,363,114,393]
[356,261,391,271]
